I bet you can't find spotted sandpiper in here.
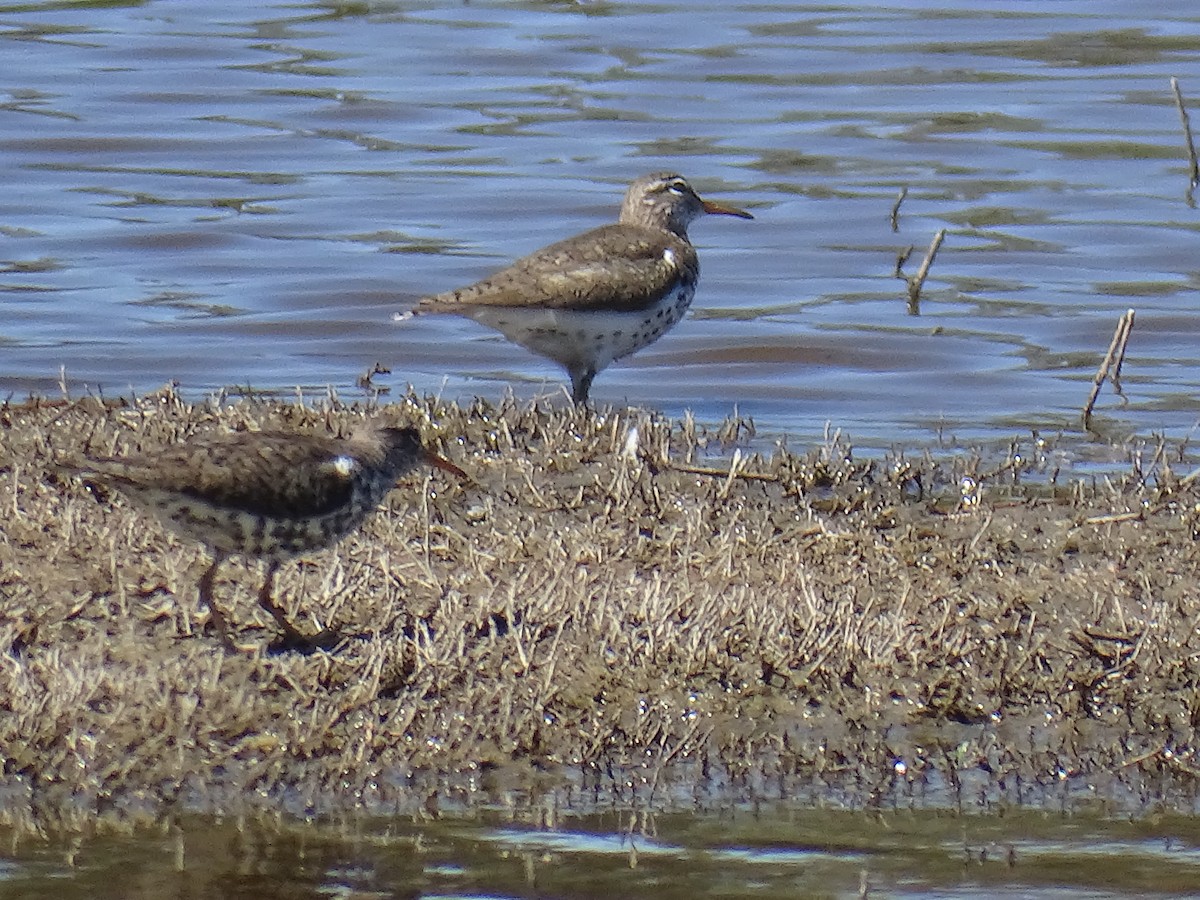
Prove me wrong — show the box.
[405,172,753,404]
[59,423,466,652]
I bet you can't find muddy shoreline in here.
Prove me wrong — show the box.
[2,389,1199,832]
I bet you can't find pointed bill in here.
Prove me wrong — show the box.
[701,198,753,219]
[422,449,468,479]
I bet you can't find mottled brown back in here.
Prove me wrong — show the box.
[70,431,391,521]
[416,224,698,315]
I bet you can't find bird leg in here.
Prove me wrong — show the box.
[197,555,241,653]
[570,367,596,405]
[255,560,302,638]
[256,561,340,653]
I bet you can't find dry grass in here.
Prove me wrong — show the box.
[2,386,1200,831]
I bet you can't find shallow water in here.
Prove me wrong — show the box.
[2,0,1199,455]
[3,806,1200,899]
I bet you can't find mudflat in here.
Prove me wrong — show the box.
[2,388,1198,831]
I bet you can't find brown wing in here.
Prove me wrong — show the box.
[415,224,698,314]
[78,432,363,519]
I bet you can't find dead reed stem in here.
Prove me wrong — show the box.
[1082,308,1135,430]
[890,186,908,232]
[668,459,778,483]
[906,229,946,313]
[1171,77,1200,201]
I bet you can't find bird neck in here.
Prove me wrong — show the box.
[618,207,692,239]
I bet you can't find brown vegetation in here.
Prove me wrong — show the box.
[2,387,1200,832]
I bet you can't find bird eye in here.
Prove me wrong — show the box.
[666,179,688,195]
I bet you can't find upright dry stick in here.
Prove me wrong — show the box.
[1108,310,1135,394]
[890,186,908,232]
[1083,309,1136,429]
[1170,77,1199,198]
[907,229,946,313]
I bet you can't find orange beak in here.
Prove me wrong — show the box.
[423,449,468,479]
[702,199,754,219]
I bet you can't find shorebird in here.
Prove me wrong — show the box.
[405,172,752,404]
[59,423,466,652]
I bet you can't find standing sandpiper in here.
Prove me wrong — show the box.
[60,423,466,652]
[405,172,752,404]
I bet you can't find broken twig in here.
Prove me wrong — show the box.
[1082,309,1135,430]
[670,459,778,483]
[890,187,908,232]
[1171,77,1200,201]
[905,229,946,313]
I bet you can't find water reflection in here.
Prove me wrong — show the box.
[3,806,1199,898]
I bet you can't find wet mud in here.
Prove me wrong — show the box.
[2,388,1199,835]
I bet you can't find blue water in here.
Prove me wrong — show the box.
[2,0,1199,457]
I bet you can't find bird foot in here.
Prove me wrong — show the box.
[217,635,259,655]
[267,626,342,655]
